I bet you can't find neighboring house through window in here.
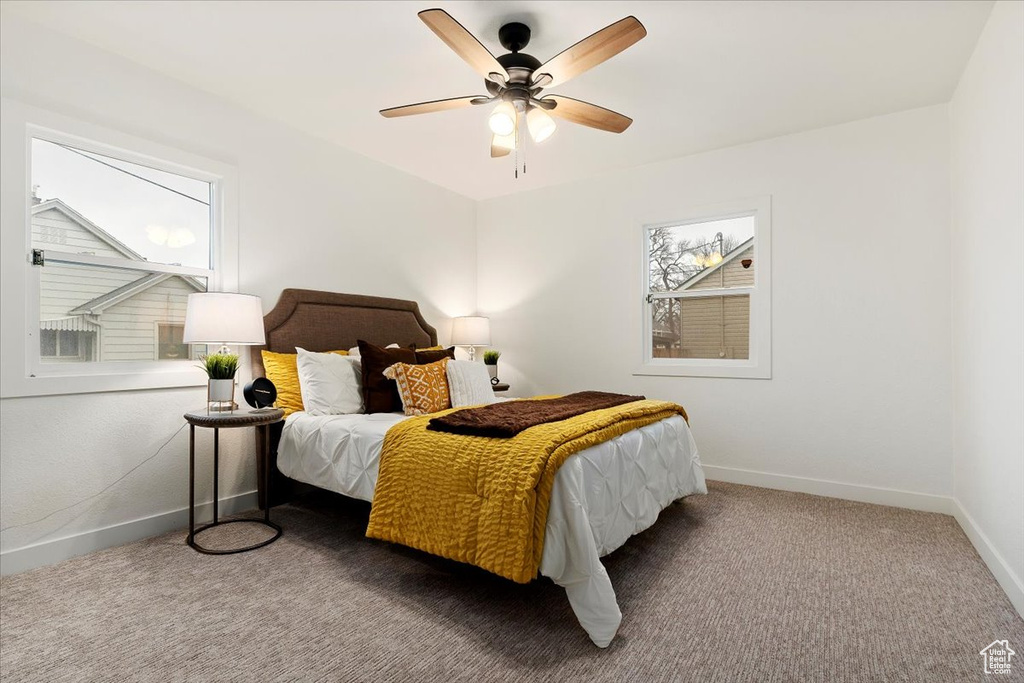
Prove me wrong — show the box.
[31,194,208,364]
[638,197,772,379]
[1,102,238,397]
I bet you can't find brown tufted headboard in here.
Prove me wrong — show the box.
[253,289,438,508]
[251,288,437,378]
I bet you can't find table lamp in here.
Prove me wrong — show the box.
[451,316,490,361]
[183,292,266,411]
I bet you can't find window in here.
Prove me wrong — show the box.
[637,197,772,379]
[40,329,94,361]
[0,101,238,397]
[30,136,213,368]
[156,323,189,360]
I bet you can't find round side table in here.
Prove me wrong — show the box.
[184,407,285,554]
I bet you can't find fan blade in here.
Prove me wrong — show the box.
[543,95,633,133]
[379,96,483,118]
[419,9,510,81]
[531,16,646,88]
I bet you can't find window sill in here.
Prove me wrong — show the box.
[633,362,771,380]
[1,368,210,399]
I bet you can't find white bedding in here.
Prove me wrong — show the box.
[277,410,706,647]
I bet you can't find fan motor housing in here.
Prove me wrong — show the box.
[486,54,542,96]
[485,22,541,95]
[498,22,531,52]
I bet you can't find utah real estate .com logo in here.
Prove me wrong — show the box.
[980,640,1015,675]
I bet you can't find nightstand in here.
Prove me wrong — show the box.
[183,408,285,554]
[492,382,510,393]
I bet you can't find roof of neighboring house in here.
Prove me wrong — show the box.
[69,272,204,316]
[34,197,203,321]
[32,198,145,261]
[679,237,755,290]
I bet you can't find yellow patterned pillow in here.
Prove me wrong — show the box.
[383,358,451,416]
[261,349,348,416]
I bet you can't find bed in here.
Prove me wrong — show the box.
[252,289,706,647]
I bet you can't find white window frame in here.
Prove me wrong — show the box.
[0,99,239,397]
[634,196,772,379]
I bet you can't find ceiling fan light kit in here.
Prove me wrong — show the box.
[526,107,556,144]
[488,100,517,136]
[491,131,516,157]
[380,8,646,175]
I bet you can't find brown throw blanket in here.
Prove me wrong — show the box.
[427,390,646,438]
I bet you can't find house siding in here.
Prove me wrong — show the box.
[677,294,750,359]
[31,208,127,259]
[34,208,139,321]
[654,245,755,359]
[100,279,195,361]
[32,202,201,362]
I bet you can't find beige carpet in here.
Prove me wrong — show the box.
[1,482,1021,682]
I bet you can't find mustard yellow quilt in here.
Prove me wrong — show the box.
[365,398,688,583]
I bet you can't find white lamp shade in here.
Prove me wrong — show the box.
[450,316,490,347]
[183,292,266,345]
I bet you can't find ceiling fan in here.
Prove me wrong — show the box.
[380,9,647,160]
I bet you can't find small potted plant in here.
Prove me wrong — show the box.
[199,353,240,409]
[483,349,501,385]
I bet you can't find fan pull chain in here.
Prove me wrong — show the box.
[514,118,519,179]
[522,120,527,176]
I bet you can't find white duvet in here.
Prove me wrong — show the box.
[277,410,706,647]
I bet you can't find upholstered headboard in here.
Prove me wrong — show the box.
[252,289,438,508]
[251,288,438,379]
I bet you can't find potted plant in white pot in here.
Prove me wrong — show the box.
[483,349,501,385]
[199,352,240,411]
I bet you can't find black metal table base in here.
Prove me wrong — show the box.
[188,421,282,555]
[188,518,282,555]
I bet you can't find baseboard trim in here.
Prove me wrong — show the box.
[0,491,258,576]
[951,498,1024,618]
[701,464,953,514]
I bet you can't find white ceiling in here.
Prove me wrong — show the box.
[2,1,993,200]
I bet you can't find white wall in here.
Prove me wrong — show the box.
[478,105,954,504]
[0,15,476,570]
[949,0,1024,614]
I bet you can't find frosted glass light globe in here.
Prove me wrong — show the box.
[488,101,517,136]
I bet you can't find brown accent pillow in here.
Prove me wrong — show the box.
[358,341,457,413]
[415,346,456,363]
[358,340,417,413]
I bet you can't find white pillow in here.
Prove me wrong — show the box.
[295,347,364,415]
[446,360,498,408]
